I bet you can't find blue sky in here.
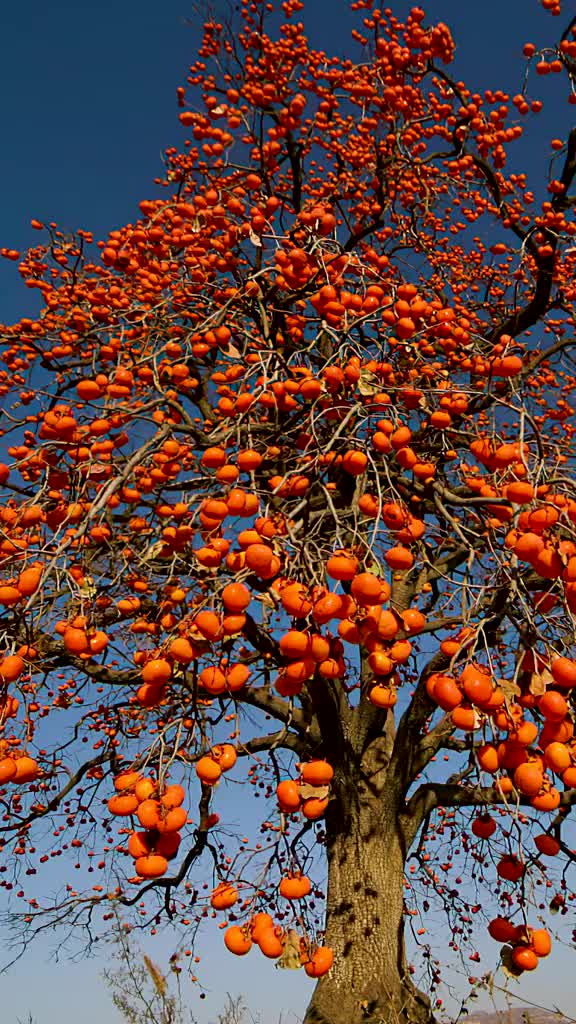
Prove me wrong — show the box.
[0,0,569,329]
[1,1,576,1021]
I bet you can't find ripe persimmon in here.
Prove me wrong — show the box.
[304,946,334,977]
[135,854,168,879]
[224,926,252,956]
[195,756,222,785]
[257,927,284,959]
[141,659,172,685]
[300,760,333,786]
[275,780,300,813]
[511,946,539,972]
[211,883,239,910]
[279,873,311,900]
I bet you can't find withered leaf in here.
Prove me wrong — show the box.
[499,944,523,980]
[528,670,547,696]
[79,575,96,599]
[298,783,330,801]
[278,929,302,970]
[529,667,554,695]
[499,678,521,702]
[357,371,380,396]
[142,540,165,562]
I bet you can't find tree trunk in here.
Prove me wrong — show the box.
[304,798,434,1024]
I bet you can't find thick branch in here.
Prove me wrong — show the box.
[391,583,511,791]
[237,729,306,756]
[242,612,282,663]
[403,781,576,847]
[410,714,466,777]
[0,751,113,834]
[119,786,213,907]
[387,648,448,792]
[239,685,314,738]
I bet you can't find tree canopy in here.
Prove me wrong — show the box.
[1,1,576,1022]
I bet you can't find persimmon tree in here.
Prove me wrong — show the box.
[1,1,576,1022]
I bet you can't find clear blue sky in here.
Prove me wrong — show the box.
[1,2,575,1022]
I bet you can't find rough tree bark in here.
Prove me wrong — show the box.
[305,796,433,1024]
[303,685,434,1024]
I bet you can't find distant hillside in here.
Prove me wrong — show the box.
[463,1008,573,1024]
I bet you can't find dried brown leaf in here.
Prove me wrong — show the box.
[529,669,549,696]
[298,783,330,801]
[278,929,302,970]
[499,944,523,979]
[499,678,521,702]
[357,371,380,396]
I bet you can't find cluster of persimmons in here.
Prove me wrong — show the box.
[0,0,575,1006]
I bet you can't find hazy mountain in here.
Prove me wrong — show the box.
[463,1008,572,1024]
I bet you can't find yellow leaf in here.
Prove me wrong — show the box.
[499,678,521,702]
[79,576,96,599]
[298,783,330,801]
[278,929,302,970]
[357,371,380,396]
[529,667,554,695]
